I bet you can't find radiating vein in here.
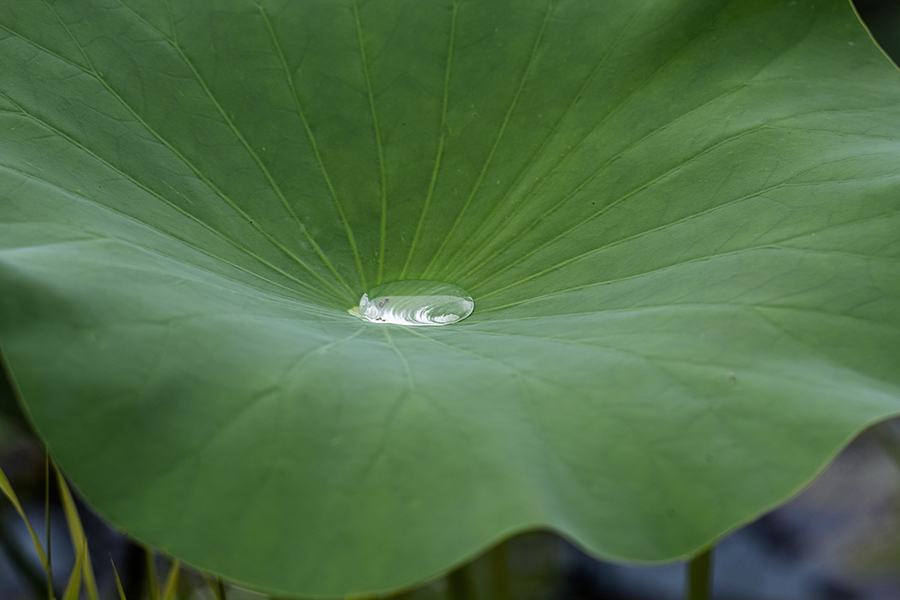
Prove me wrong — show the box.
[349,328,417,486]
[476,208,900,312]
[449,83,749,281]
[478,245,774,313]
[475,302,900,329]
[257,1,368,292]
[383,329,414,390]
[0,93,345,304]
[398,327,601,406]
[443,2,740,279]
[468,122,770,293]
[0,13,354,302]
[353,0,387,286]
[472,145,900,299]
[170,42,356,295]
[0,161,335,305]
[422,0,555,277]
[439,0,648,273]
[163,0,177,42]
[34,2,323,301]
[108,0,355,297]
[39,0,92,68]
[400,0,458,279]
[282,328,367,378]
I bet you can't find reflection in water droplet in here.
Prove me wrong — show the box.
[357,280,474,326]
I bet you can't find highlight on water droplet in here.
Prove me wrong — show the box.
[355,280,474,326]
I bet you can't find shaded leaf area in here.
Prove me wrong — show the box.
[1,0,899,596]
[0,359,21,424]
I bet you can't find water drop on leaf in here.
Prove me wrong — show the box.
[358,280,474,326]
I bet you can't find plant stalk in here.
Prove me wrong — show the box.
[446,563,475,600]
[487,542,512,600]
[685,547,713,600]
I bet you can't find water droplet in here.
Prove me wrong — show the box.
[357,280,474,326]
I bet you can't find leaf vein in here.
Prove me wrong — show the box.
[400,0,458,279]
[422,0,554,276]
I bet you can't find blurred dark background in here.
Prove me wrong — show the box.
[855,0,900,63]
[2,2,899,598]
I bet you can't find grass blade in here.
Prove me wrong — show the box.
[62,540,86,600]
[203,574,227,600]
[0,464,50,570]
[162,560,181,600]
[54,463,100,600]
[110,557,129,600]
[146,549,160,600]
[0,517,47,597]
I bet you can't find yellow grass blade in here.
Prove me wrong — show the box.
[62,540,86,600]
[146,549,160,600]
[110,557,129,600]
[0,464,50,570]
[54,465,100,600]
[162,560,181,600]
[203,574,227,600]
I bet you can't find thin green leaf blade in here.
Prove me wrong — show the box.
[203,575,226,600]
[162,560,181,600]
[110,558,129,600]
[0,465,50,570]
[146,550,159,600]
[62,540,86,600]
[55,466,99,600]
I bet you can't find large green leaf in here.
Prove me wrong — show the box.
[1,0,899,596]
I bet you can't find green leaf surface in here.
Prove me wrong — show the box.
[1,0,899,596]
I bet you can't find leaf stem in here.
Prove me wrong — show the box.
[487,541,512,600]
[685,547,713,600]
[446,563,475,600]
